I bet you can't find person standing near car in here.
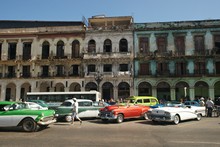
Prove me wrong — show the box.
[71,98,82,125]
[206,98,214,117]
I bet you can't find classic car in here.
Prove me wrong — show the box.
[99,104,150,123]
[122,96,159,107]
[0,101,56,132]
[147,105,206,125]
[55,99,106,122]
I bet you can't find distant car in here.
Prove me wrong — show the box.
[150,101,183,108]
[0,101,56,132]
[122,96,159,107]
[184,101,200,106]
[147,105,206,125]
[25,102,48,110]
[55,99,105,122]
[99,104,150,123]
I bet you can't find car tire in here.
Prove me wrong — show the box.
[22,118,37,132]
[116,114,124,123]
[143,112,148,120]
[65,115,72,122]
[196,114,202,121]
[173,115,180,125]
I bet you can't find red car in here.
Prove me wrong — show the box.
[99,104,150,123]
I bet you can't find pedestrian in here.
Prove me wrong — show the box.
[199,97,205,107]
[71,98,82,125]
[206,98,214,117]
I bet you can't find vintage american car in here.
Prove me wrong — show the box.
[0,101,56,132]
[99,104,150,123]
[147,105,206,125]
[55,99,107,122]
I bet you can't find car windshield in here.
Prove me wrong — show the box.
[60,102,72,106]
[4,103,29,110]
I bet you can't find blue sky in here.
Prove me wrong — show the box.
[1,0,220,23]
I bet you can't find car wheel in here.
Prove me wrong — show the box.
[22,118,37,132]
[143,112,148,120]
[39,125,48,130]
[173,115,180,125]
[196,114,202,121]
[65,115,72,122]
[116,114,124,123]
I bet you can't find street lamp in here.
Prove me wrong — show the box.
[94,71,103,92]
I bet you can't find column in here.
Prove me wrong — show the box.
[16,84,21,101]
[189,86,195,100]
[170,87,176,101]
[0,83,6,101]
[152,86,157,98]
[209,86,215,99]
[185,31,194,55]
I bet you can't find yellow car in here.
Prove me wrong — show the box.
[124,96,159,106]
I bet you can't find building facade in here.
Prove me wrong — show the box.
[0,21,86,101]
[0,17,220,102]
[83,16,134,101]
[133,20,220,101]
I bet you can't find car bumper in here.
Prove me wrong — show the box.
[148,114,172,122]
[99,113,117,120]
[37,119,57,125]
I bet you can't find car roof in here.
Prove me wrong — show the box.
[126,96,157,99]
[64,99,92,102]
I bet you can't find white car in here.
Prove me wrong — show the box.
[147,105,206,124]
[25,102,48,110]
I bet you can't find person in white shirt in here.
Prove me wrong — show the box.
[71,98,82,125]
[206,98,214,117]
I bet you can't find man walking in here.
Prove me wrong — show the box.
[206,98,214,117]
[71,98,82,125]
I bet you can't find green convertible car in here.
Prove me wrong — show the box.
[0,101,56,132]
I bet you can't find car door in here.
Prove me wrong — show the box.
[78,101,99,118]
[0,106,13,126]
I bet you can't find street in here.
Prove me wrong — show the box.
[0,117,220,147]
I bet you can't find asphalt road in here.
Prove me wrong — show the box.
[0,117,220,147]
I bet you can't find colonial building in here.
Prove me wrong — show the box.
[83,15,134,101]
[133,20,220,101]
[0,20,86,101]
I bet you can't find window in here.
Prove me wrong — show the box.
[139,37,149,53]
[140,63,150,75]
[72,40,80,58]
[104,39,112,53]
[214,35,220,54]
[8,43,17,60]
[119,39,128,52]
[103,64,112,72]
[143,99,150,103]
[119,64,128,71]
[88,65,96,72]
[137,99,142,103]
[175,36,185,55]
[42,41,50,59]
[156,36,167,54]
[71,65,79,76]
[175,62,187,75]
[88,40,96,53]
[7,66,15,77]
[22,65,30,77]
[42,66,49,77]
[56,41,64,58]
[194,61,206,74]
[194,35,205,55]
[23,42,31,60]
[56,65,64,76]
[157,62,168,75]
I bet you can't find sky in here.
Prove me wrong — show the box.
[1,0,220,23]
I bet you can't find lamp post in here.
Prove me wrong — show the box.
[94,71,103,92]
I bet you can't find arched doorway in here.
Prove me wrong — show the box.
[20,83,31,101]
[138,82,152,96]
[194,81,208,99]
[85,82,97,91]
[69,82,81,91]
[6,83,16,101]
[175,82,189,101]
[54,83,65,92]
[102,82,113,101]
[118,82,130,100]
[157,82,170,101]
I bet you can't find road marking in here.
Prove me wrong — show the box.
[170,140,220,145]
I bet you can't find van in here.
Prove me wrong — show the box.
[125,96,159,106]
